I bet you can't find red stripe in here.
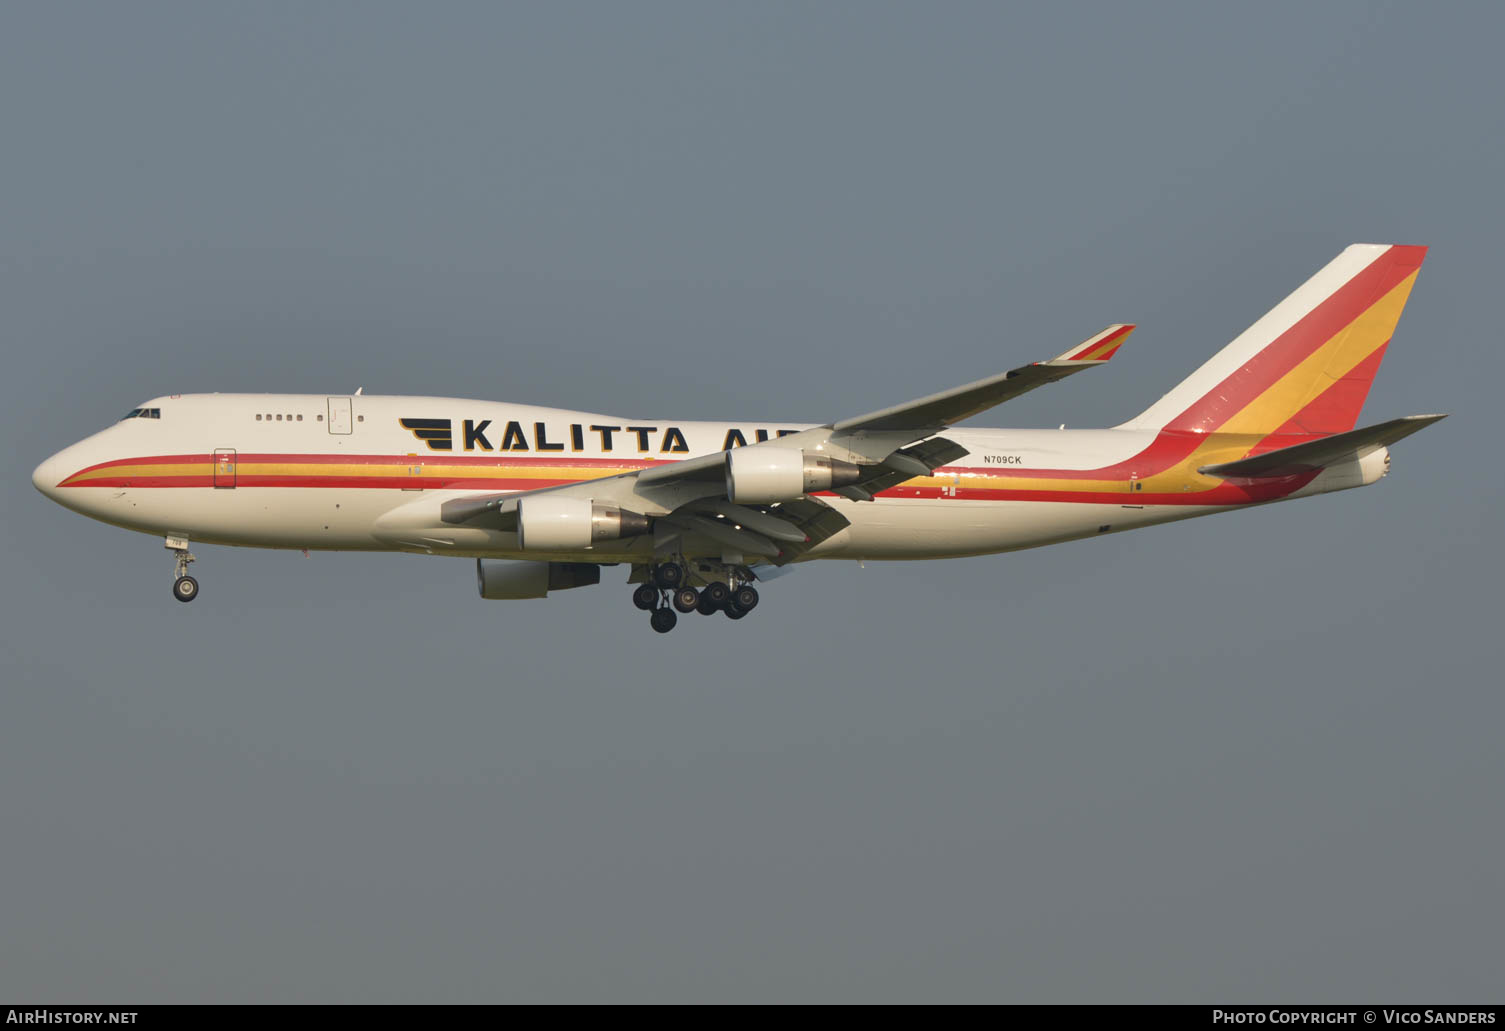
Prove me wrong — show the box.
[70,476,217,488]
[74,473,1315,507]
[66,452,661,475]
[238,453,660,468]
[68,475,587,491]
[913,475,1312,505]
[73,443,1203,490]
[60,431,1324,506]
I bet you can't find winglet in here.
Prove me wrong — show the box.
[1045,324,1135,366]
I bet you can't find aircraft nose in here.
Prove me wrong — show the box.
[32,449,72,498]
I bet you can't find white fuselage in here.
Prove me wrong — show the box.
[32,393,1385,566]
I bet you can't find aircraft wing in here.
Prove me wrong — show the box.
[433,325,1130,553]
[436,435,964,558]
[613,322,1131,472]
[831,324,1133,435]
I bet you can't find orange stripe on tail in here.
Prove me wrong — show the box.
[1123,244,1427,436]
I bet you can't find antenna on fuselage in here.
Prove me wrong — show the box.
[354,387,364,396]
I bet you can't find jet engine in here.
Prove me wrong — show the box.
[516,495,652,551]
[476,559,601,599]
[725,447,863,504]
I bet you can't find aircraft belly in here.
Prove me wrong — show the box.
[76,482,1228,565]
[95,486,653,559]
[812,497,1210,560]
[88,487,397,550]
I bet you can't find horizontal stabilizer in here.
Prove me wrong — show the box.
[1198,414,1446,479]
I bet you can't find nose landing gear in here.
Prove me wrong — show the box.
[166,536,199,604]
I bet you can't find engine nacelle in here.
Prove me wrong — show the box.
[476,559,601,599]
[725,447,863,504]
[516,496,652,551]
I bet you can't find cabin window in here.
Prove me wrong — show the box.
[256,414,262,421]
[296,414,303,421]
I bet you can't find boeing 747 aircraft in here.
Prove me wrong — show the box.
[33,244,1443,632]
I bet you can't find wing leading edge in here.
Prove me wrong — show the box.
[831,324,1133,435]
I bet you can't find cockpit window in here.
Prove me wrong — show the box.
[120,407,162,421]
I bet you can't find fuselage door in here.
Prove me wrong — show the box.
[327,397,353,434]
[213,448,237,488]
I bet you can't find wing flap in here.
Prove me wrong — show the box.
[761,498,852,564]
[694,500,811,543]
[837,436,970,500]
[666,514,781,558]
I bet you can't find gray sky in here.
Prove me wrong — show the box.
[2,1,1501,1003]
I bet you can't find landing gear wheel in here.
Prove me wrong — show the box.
[702,582,730,608]
[632,583,658,611]
[650,607,678,633]
[732,585,759,613]
[695,591,719,616]
[724,606,746,620]
[653,562,685,589]
[166,539,198,603]
[672,587,700,614]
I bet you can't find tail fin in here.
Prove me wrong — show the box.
[1121,244,1427,436]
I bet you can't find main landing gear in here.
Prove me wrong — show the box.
[166,536,199,603]
[633,560,761,633]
